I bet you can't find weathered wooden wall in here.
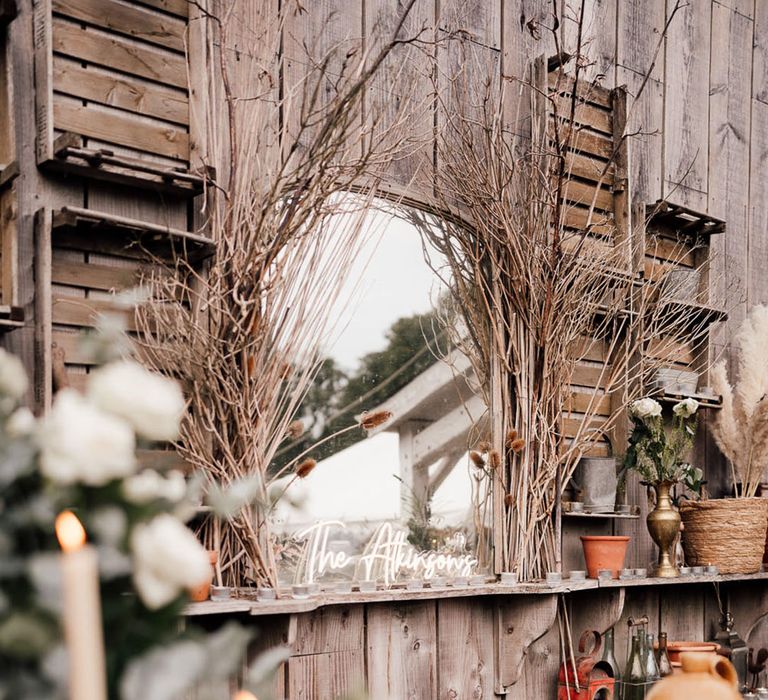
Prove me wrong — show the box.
[4,0,768,697]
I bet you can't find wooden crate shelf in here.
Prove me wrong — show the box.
[646,200,726,237]
[652,388,722,409]
[0,304,23,331]
[51,206,214,261]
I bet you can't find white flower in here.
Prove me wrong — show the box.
[130,515,210,609]
[87,361,185,442]
[630,397,663,419]
[123,470,187,504]
[39,389,136,486]
[0,349,27,402]
[673,397,699,418]
[6,407,36,437]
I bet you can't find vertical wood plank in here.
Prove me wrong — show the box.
[367,601,438,700]
[506,620,560,700]
[437,598,494,699]
[33,208,52,412]
[660,585,706,643]
[561,0,618,86]
[663,0,711,208]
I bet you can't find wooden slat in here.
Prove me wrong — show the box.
[646,337,695,365]
[552,95,613,135]
[547,72,613,108]
[561,126,615,160]
[562,178,614,211]
[367,602,438,700]
[52,0,186,52]
[564,391,611,416]
[53,57,189,125]
[562,206,615,236]
[53,99,189,160]
[561,415,608,440]
[571,363,611,389]
[132,0,189,18]
[52,295,137,331]
[51,258,144,291]
[52,19,187,89]
[565,151,615,184]
[644,236,696,266]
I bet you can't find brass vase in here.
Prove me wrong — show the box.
[647,480,680,578]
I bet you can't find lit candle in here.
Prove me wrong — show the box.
[55,511,107,700]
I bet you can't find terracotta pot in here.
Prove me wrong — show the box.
[663,641,720,664]
[647,652,740,700]
[580,536,630,579]
[188,550,218,602]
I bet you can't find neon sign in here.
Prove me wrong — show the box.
[292,521,478,585]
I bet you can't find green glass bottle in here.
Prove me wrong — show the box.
[601,626,621,682]
[622,631,646,700]
[656,632,673,678]
[645,633,661,685]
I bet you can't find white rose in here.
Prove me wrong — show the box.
[123,470,187,504]
[630,397,662,419]
[87,361,185,442]
[673,397,699,418]
[130,515,211,609]
[40,389,136,486]
[6,407,36,437]
[0,349,27,402]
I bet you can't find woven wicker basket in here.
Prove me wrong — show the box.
[680,498,768,574]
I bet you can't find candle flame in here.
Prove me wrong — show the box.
[55,511,86,552]
[233,692,258,700]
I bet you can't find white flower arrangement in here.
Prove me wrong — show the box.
[672,397,699,419]
[88,360,186,442]
[630,397,662,418]
[130,514,211,609]
[39,389,137,486]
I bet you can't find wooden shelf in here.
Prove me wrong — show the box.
[563,511,640,520]
[183,571,768,617]
[0,160,18,191]
[652,388,722,409]
[0,304,24,332]
[51,206,215,262]
[656,297,727,328]
[646,200,726,237]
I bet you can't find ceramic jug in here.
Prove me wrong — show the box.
[647,652,741,700]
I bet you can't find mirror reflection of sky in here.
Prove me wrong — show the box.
[322,209,447,372]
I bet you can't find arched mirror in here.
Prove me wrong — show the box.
[270,198,492,586]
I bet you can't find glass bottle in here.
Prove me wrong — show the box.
[645,633,661,684]
[623,631,646,700]
[656,632,673,678]
[601,626,621,682]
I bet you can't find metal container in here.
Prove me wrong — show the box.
[572,458,618,513]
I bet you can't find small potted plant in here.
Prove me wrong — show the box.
[690,305,768,574]
[623,396,700,577]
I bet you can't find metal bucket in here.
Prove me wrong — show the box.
[572,457,618,513]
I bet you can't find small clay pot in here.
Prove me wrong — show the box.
[664,641,720,664]
[188,550,218,602]
[580,536,630,579]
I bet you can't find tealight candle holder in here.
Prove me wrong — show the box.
[292,584,311,599]
[597,569,613,581]
[500,571,518,585]
[334,581,353,594]
[705,565,719,575]
[257,587,276,601]
[429,576,447,588]
[569,570,586,582]
[679,566,692,576]
[692,565,705,575]
[634,568,647,578]
[546,572,562,587]
[619,568,634,580]
[210,586,231,601]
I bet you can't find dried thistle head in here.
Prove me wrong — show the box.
[510,438,525,453]
[295,458,317,479]
[469,451,486,468]
[504,493,516,507]
[360,410,392,431]
[505,429,518,449]
[489,450,502,470]
[477,440,492,454]
[287,420,304,439]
